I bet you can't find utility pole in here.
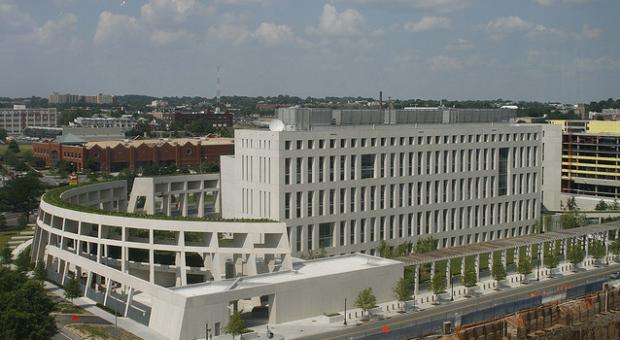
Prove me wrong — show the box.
[343,297,347,325]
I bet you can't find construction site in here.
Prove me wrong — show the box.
[442,285,620,340]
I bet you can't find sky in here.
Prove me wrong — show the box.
[0,0,618,102]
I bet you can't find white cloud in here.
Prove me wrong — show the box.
[32,13,78,45]
[306,4,364,36]
[534,0,594,7]
[254,22,293,45]
[207,23,252,45]
[428,55,462,71]
[485,16,565,40]
[140,0,200,23]
[94,12,142,46]
[446,38,473,50]
[404,16,451,32]
[580,24,601,39]
[338,0,469,13]
[0,0,35,35]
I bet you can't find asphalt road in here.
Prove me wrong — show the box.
[298,264,620,340]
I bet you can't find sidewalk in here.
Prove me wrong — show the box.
[44,281,169,340]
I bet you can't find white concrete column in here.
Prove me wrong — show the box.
[198,192,205,218]
[103,279,112,306]
[124,288,134,317]
[475,254,480,281]
[460,257,466,278]
[84,271,93,296]
[413,265,419,297]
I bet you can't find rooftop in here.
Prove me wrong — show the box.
[171,254,401,297]
[84,137,234,149]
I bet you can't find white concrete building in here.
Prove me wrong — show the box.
[0,106,58,135]
[32,178,403,339]
[222,107,543,257]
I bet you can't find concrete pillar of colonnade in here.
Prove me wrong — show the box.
[460,257,466,278]
[474,254,480,281]
[124,287,134,317]
[198,192,205,218]
[413,265,419,298]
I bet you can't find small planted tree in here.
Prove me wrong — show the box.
[589,239,606,260]
[491,257,507,281]
[517,254,533,282]
[610,237,620,258]
[595,200,609,211]
[543,243,560,271]
[354,288,377,318]
[462,257,477,288]
[568,241,585,266]
[14,247,32,273]
[393,278,411,306]
[377,240,392,258]
[431,272,447,295]
[34,261,47,281]
[64,277,81,302]
[224,311,246,340]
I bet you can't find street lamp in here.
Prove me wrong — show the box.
[537,247,541,281]
[343,297,347,325]
[450,274,455,301]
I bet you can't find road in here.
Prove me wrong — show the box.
[297,264,620,340]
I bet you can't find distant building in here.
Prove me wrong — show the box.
[543,120,620,210]
[32,137,234,172]
[73,115,136,130]
[0,106,58,135]
[48,92,115,105]
[150,112,233,128]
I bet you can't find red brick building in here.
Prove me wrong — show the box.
[33,137,234,172]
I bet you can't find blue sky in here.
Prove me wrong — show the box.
[0,0,618,102]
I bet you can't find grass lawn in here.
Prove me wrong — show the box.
[53,301,86,314]
[68,324,142,340]
[0,144,33,154]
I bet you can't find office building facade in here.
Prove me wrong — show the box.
[222,108,543,257]
[0,106,58,135]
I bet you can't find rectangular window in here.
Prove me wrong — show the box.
[361,154,375,179]
[285,193,291,219]
[296,192,302,218]
[350,188,356,212]
[285,158,291,185]
[329,156,335,181]
[319,223,333,248]
[329,189,335,214]
[307,191,313,217]
[307,157,313,183]
[296,158,302,184]
[340,188,346,213]
[307,225,313,250]
[340,156,346,181]
[498,148,509,196]
[319,157,325,182]
[350,155,356,180]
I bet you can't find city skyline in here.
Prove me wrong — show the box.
[0,0,618,102]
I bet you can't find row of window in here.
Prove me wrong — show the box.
[284,174,537,220]
[289,202,536,252]
[284,147,537,185]
[284,132,539,151]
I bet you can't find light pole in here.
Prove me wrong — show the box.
[343,297,347,325]
[450,274,454,301]
[537,247,541,281]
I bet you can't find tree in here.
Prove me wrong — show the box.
[491,255,507,281]
[610,237,620,257]
[589,239,606,260]
[517,252,533,281]
[34,261,47,281]
[564,197,579,211]
[377,240,394,258]
[0,245,12,265]
[0,268,57,339]
[14,246,32,272]
[462,257,477,288]
[560,212,582,229]
[393,278,411,303]
[595,200,609,211]
[415,237,437,254]
[0,173,44,217]
[611,199,620,211]
[431,271,447,294]
[63,277,81,302]
[568,240,585,265]
[0,128,7,141]
[7,139,20,153]
[543,243,560,270]
[354,288,377,317]
[55,160,74,177]
[224,311,246,340]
